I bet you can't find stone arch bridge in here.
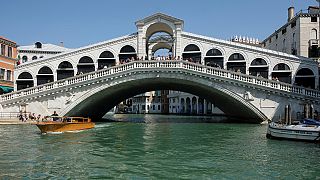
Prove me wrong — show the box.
[1,61,320,123]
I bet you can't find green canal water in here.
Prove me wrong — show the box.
[1,115,320,179]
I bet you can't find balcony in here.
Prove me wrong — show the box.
[309,39,320,47]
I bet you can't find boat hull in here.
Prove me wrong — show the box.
[267,122,320,142]
[36,122,95,133]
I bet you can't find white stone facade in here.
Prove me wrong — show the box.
[262,6,319,59]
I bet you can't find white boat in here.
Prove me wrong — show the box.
[266,120,320,142]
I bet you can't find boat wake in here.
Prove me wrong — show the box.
[94,123,112,128]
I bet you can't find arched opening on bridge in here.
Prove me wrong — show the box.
[57,61,74,80]
[147,32,174,59]
[249,58,268,78]
[146,22,174,59]
[77,56,95,74]
[119,45,136,63]
[153,48,171,58]
[227,53,246,73]
[294,68,315,89]
[204,48,223,68]
[98,51,116,69]
[272,63,292,83]
[16,72,34,90]
[37,66,54,86]
[182,44,201,63]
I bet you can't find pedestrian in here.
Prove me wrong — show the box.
[51,111,59,121]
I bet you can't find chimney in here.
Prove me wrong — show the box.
[60,41,64,47]
[288,7,294,22]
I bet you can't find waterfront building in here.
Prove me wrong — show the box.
[18,42,70,64]
[262,6,320,60]
[0,36,17,94]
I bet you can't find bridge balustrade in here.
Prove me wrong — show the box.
[1,60,320,103]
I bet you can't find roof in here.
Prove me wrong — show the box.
[18,43,71,52]
[135,12,184,27]
[0,36,16,44]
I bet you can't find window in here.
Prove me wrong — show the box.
[32,56,37,60]
[291,21,296,28]
[142,105,145,110]
[1,44,5,55]
[158,105,160,110]
[311,16,317,22]
[276,34,278,39]
[0,69,5,80]
[7,47,12,58]
[269,38,272,43]
[282,28,287,34]
[6,70,11,81]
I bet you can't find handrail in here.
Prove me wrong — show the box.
[1,60,320,103]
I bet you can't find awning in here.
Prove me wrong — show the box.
[0,86,14,93]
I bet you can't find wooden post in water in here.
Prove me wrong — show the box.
[310,104,314,119]
[288,104,291,125]
[285,105,289,125]
[304,104,309,119]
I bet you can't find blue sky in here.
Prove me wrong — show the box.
[2,0,317,48]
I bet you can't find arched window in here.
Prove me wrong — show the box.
[272,63,292,83]
[32,56,37,60]
[204,48,223,68]
[182,44,201,63]
[77,56,95,74]
[119,45,136,64]
[311,29,317,39]
[295,68,315,88]
[35,42,42,48]
[37,66,54,85]
[249,58,268,78]
[57,61,74,80]
[184,44,200,52]
[227,53,246,73]
[17,72,34,90]
[98,51,116,69]
[22,56,28,63]
[273,63,290,71]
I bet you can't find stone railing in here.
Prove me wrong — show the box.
[1,60,320,103]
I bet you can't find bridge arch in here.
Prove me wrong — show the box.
[227,53,246,74]
[146,22,174,41]
[204,48,224,68]
[61,71,268,123]
[77,56,95,74]
[182,44,202,63]
[294,67,315,89]
[17,72,34,90]
[57,61,74,80]
[272,63,292,83]
[37,66,54,85]
[249,58,269,78]
[98,51,116,69]
[119,45,136,62]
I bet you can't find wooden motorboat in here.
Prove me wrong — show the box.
[35,116,95,133]
[266,120,320,142]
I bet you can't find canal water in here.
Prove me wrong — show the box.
[1,114,320,179]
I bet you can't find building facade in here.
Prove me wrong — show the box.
[0,36,17,94]
[262,6,320,60]
[18,42,70,64]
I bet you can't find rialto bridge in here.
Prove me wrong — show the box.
[1,13,320,123]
